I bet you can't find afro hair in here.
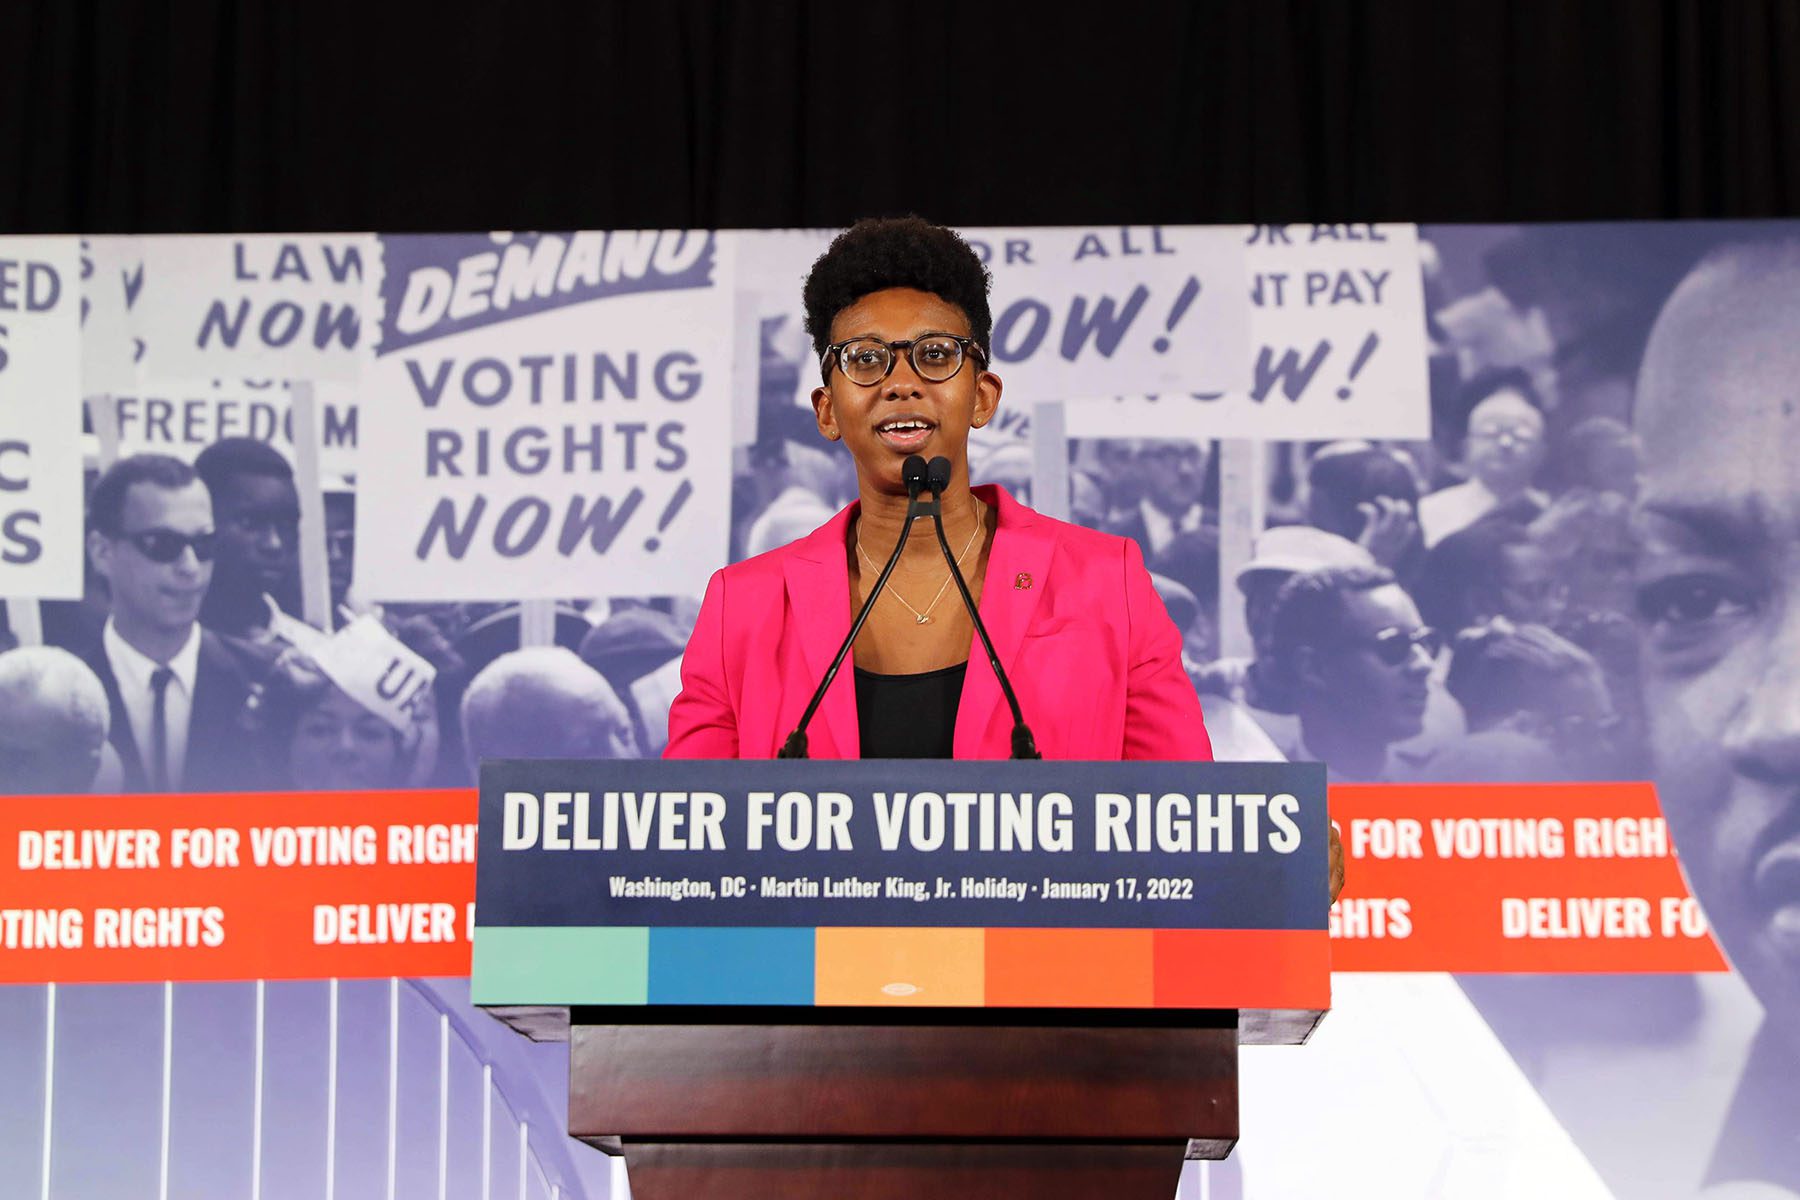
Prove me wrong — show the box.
[801,216,993,363]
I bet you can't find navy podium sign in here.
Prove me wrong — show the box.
[471,759,1331,1013]
[476,759,1328,930]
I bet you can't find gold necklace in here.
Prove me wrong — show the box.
[855,501,984,625]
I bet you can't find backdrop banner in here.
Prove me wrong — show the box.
[137,234,371,381]
[0,235,82,599]
[103,378,359,476]
[1066,223,1431,440]
[1,219,1794,1200]
[77,236,144,395]
[355,231,735,601]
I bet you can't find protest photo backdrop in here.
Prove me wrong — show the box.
[0,220,1794,1199]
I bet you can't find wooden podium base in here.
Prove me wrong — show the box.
[567,1010,1239,1200]
[604,1140,1195,1200]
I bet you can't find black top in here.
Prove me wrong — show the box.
[854,662,968,759]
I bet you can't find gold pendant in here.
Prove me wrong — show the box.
[915,614,932,625]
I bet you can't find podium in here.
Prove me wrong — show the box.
[473,760,1330,1199]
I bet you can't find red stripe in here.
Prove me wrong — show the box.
[1153,929,1332,1010]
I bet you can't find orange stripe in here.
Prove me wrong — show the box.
[984,928,1155,1007]
[814,927,985,1006]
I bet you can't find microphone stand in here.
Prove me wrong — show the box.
[924,457,1042,760]
[777,456,937,759]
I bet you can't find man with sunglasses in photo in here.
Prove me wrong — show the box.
[80,453,259,792]
[1264,564,1439,781]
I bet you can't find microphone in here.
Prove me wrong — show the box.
[777,455,938,758]
[924,455,1042,760]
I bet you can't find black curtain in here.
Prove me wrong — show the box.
[6,0,1800,233]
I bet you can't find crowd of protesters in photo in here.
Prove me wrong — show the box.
[0,232,1653,793]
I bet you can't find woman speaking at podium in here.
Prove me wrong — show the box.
[664,216,1213,764]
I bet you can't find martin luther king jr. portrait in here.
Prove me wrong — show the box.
[1631,233,1800,1192]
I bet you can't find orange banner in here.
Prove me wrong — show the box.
[1327,781,1728,972]
[0,789,477,983]
[0,782,1729,983]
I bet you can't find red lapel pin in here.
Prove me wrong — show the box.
[1014,572,1033,590]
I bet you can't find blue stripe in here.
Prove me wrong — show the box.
[648,927,816,1005]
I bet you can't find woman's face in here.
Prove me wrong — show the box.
[1464,391,1546,492]
[1531,665,1620,774]
[1498,542,1567,627]
[811,288,1001,495]
[1302,583,1434,745]
[288,686,403,791]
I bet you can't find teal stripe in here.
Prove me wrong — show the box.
[470,926,649,1005]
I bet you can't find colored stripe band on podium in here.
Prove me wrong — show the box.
[471,925,1330,1010]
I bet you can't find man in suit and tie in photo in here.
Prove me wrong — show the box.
[82,454,259,792]
[1108,438,1211,561]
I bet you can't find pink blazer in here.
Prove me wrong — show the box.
[664,484,1213,761]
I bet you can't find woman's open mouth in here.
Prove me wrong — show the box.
[875,415,936,453]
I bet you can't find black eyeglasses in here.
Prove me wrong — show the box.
[1363,625,1442,667]
[821,334,987,386]
[117,528,217,564]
